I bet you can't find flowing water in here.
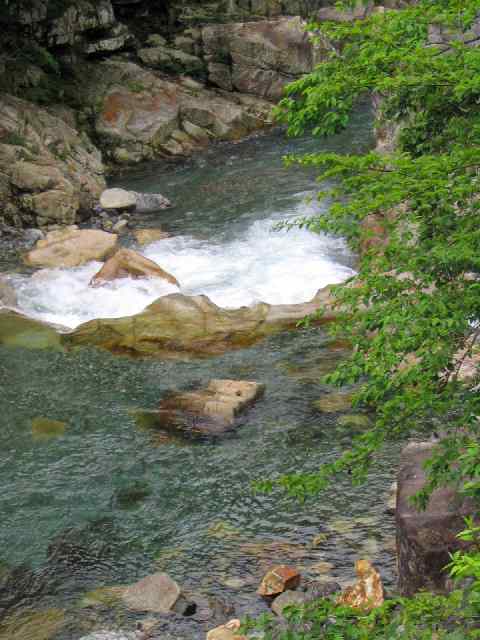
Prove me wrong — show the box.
[0,112,399,639]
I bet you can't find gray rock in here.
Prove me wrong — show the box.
[397,441,475,596]
[122,572,181,613]
[131,191,171,212]
[271,591,308,617]
[0,278,18,308]
[100,188,137,211]
[112,219,129,234]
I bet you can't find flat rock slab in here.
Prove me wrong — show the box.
[24,227,118,268]
[122,572,181,613]
[157,379,265,435]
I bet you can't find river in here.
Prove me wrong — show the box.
[0,110,398,639]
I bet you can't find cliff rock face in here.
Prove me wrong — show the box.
[0,95,105,228]
[0,0,327,227]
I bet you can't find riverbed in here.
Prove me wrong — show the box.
[0,112,399,639]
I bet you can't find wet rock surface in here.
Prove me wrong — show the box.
[24,227,118,268]
[157,379,265,435]
[396,441,476,596]
[89,248,180,288]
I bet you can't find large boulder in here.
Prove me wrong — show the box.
[90,248,180,287]
[202,17,324,101]
[64,286,336,358]
[0,309,63,350]
[396,442,476,596]
[122,572,181,613]
[0,95,105,228]
[156,379,265,435]
[76,60,272,164]
[24,227,118,268]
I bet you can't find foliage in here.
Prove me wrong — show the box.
[242,589,480,640]
[256,0,480,515]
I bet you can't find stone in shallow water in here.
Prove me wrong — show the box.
[0,608,65,640]
[122,572,181,613]
[134,229,171,246]
[271,590,308,617]
[312,391,355,413]
[31,417,66,439]
[336,559,384,611]
[79,585,126,609]
[257,565,301,597]
[157,379,265,435]
[207,619,248,640]
[79,633,140,640]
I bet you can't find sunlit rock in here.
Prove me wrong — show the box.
[336,559,384,611]
[207,619,247,640]
[257,565,301,597]
[122,572,181,613]
[157,379,265,435]
[24,227,118,268]
[89,248,180,288]
[65,286,336,358]
[100,188,136,211]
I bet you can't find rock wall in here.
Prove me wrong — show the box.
[0,0,332,229]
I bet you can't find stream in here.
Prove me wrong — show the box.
[0,110,399,639]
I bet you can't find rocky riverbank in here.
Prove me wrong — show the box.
[0,0,333,231]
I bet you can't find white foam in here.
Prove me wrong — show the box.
[12,197,355,329]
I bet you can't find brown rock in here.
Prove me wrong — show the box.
[396,442,475,596]
[24,227,118,268]
[122,572,181,613]
[89,248,179,288]
[134,229,172,246]
[337,560,384,611]
[65,286,337,358]
[158,379,265,435]
[207,619,248,640]
[257,565,301,597]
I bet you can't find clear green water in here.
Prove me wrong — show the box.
[0,114,399,638]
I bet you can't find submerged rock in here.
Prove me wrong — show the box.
[312,391,355,413]
[134,229,171,245]
[89,248,180,288]
[336,560,384,611]
[257,565,301,597]
[31,417,66,439]
[24,227,118,268]
[0,608,65,640]
[0,278,17,308]
[65,287,335,358]
[122,572,181,614]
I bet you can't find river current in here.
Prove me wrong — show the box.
[0,112,399,639]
